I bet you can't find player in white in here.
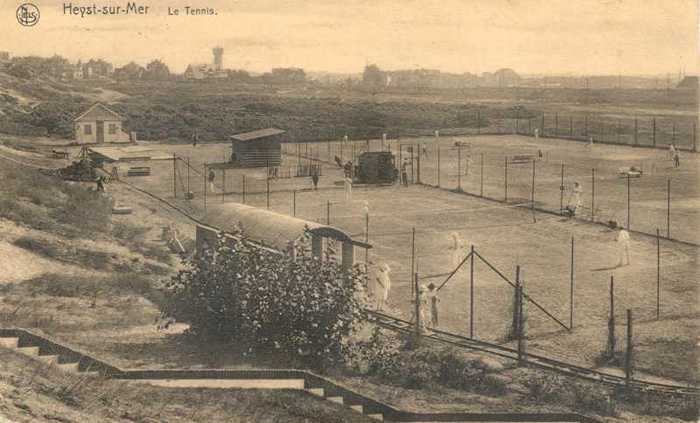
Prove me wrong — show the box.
[449,232,469,273]
[534,128,540,140]
[616,228,631,267]
[565,182,583,217]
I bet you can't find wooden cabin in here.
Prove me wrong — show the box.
[229,128,285,168]
[196,203,371,270]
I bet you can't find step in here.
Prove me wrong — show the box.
[350,404,363,413]
[129,378,305,389]
[17,347,39,357]
[367,414,384,421]
[305,388,325,397]
[326,396,344,405]
[37,355,59,365]
[0,337,19,348]
[58,362,80,373]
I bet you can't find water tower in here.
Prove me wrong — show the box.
[212,47,224,71]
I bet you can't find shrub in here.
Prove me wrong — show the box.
[162,230,368,366]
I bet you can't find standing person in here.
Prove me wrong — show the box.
[95,176,105,192]
[668,143,676,163]
[426,283,440,329]
[411,284,429,333]
[401,159,409,186]
[374,263,392,311]
[588,136,594,148]
[311,167,319,190]
[344,175,353,201]
[565,182,583,217]
[449,232,468,273]
[673,149,680,168]
[616,228,631,267]
[192,130,199,147]
[534,128,539,140]
[208,169,216,193]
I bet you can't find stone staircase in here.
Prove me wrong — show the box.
[0,329,601,423]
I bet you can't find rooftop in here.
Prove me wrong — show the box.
[230,128,286,142]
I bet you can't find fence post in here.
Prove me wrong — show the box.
[457,144,462,192]
[242,174,246,204]
[414,272,422,344]
[667,179,671,238]
[173,153,177,198]
[326,200,330,225]
[222,168,226,203]
[634,117,638,145]
[477,109,481,135]
[410,227,416,297]
[626,174,631,230]
[606,275,616,359]
[292,190,296,217]
[531,159,536,211]
[515,265,524,363]
[480,153,484,197]
[470,245,475,338]
[512,265,520,340]
[617,119,621,144]
[570,235,574,330]
[555,112,559,136]
[591,168,596,222]
[437,145,441,187]
[186,157,190,197]
[541,114,545,136]
[584,115,588,137]
[693,121,697,152]
[528,118,532,135]
[656,228,660,320]
[410,145,414,184]
[625,309,633,384]
[266,160,271,209]
[203,164,207,213]
[672,122,676,143]
[416,143,421,184]
[570,116,573,137]
[559,163,565,214]
[652,117,656,147]
[504,157,508,202]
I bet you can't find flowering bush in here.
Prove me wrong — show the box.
[162,229,368,365]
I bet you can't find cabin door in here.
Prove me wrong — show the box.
[96,121,105,143]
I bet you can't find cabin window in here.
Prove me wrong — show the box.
[84,124,92,135]
[108,123,117,134]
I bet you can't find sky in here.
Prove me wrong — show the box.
[0,0,698,76]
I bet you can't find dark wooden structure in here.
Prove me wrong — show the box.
[230,128,285,168]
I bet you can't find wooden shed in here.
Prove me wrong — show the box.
[229,128,285,168]
[74,103,131,144]
[196,203,371,270]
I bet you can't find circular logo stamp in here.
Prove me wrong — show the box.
[16,3,40,27]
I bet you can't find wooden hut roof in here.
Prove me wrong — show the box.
[230,128,285,142]
[202,203,369,251]
[74,103,124,122]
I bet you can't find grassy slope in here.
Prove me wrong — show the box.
[0,348,371,423]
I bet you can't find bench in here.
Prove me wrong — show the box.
[618,166,643,178]
[127,166,151,177]
[509,154,535,165]
[51,150,70,159]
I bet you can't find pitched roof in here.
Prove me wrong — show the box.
[74,103,124,122]
[230,128,286,142]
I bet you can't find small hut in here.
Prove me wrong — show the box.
[196,203,370,270]
[229,128,285,168]
[73,103,131,144]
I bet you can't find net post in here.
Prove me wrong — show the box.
[504,157,508,202]
[222,167,226,203]
[266,159,271,209]
[186,157,190,197]
[414,272,421,344]
[559,162,564,214]
[470,245,475,338]
[242,174,246,204]
[625,309,633,384]
[666,179,670,238]
[437,145,441,187]
[606,275,615,359]
[657,228,660,320]
[570,235,574,331]
[292,190,296,217]
[480,153,484,197]
[326,200,330,225]
[410,227,416,296]
[591,168,596,221]
[203,163,207,213]
[626,174,631,230]
[457,143,462,192]
[652,117,656,147]
[173,153,177,198]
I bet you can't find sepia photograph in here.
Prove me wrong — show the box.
[0,0,698,421]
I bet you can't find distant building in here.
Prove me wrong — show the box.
[0,51,10,62]
[677,76,698,90]
[184,47,227,80]
[229,128,285,167]
[73,103,131,144]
